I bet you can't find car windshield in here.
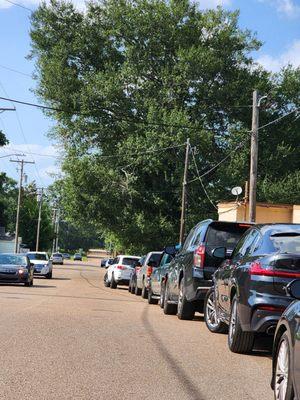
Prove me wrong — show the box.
[28,253,48,261]
[123,257,139,266]
[53,253,62,257]
[270,233,300,253]
[0,254,27,265]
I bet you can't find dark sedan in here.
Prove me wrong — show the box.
[272,280,300,400]
[148,252,174,306]
[0,253,34,286]
[205,224,300,354]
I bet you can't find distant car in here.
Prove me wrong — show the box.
[52,252,63,265]
[104,255,140,288]
[62,253,71,260]
[272,280,300,400]
[0,253,34,286]
[74,253,82,261]
[129,256,145,294]
[27,251,53,279]
[135,251,163,298]
[205,223,300,354]
[101,258,107,267]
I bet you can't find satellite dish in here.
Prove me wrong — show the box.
[231,186,242,196]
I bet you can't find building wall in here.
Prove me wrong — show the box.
[218,202,299,224]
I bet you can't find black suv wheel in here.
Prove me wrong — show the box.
[177,279,195,320]
[148,286,158,305]
[228,296,254,354]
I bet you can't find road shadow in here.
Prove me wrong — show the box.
[50,277,71,281]
[32,284,57,289]
[141,306,205,400]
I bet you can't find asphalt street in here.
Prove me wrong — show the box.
[0,262,273,400]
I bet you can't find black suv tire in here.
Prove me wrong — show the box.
[141,279,148,299]
[177,279,195,320]
[228,296,254,354]
[204,288,228,333]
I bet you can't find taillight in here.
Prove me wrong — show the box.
[116,265,126,270]
[256,305,286,313]
[194,245,205,268]
[250,261,300,278]
[146,266,153,277]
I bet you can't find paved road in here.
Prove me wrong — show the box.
[0,262,274,400]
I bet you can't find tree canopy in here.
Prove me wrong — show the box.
[29,0,300,253]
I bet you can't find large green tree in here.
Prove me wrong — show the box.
[29,0,300,253]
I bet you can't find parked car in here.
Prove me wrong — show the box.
[104,255,140,288]
[62,253,71,260]
[163,220,252,319]
[101,258,114,268]
[52,252,64,265]
[74,253,82,261]
[271,279,300,400]
[148,251,176,306]
[27,251,53,279]
[129,256,145,294]
[0,253,34,286]
[205,223,300,354]
[135,251,163,298]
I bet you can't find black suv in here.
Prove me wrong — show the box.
[163,219,252,319]
[204,224,300,354]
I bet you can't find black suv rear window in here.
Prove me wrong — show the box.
[206,223,251,250]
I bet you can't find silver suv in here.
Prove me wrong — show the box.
[136,251,162,298]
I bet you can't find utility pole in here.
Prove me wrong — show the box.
[55,209,60,252]
[35,188,44,252]
[249,90,259,223]
[52,208,57,254]
[10,159,35,253]
[179,138,190,245]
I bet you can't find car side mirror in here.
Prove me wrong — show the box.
[212,247,227,259]
[286,280,300,299]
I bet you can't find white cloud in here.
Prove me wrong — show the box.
[259,0,300,18]
[197,0,232,9]
[0,143,61,186]
[257,39,300,72]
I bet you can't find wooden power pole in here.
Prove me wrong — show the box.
[10,158,35,253]
[35,188,44,252]
[249,90,259,223]
[179,138,190,245]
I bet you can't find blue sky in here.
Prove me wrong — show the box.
[0,0,299,186]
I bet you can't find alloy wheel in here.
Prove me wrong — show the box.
[206,290,219,329]
[177,282,183,315]
[228,300,237,345]
[275,338,289,400]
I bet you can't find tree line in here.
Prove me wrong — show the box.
[28,0,300,253]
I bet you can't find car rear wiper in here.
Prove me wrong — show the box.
[271,232,300,237]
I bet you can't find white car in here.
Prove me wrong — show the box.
[104,255,140,289]
[51,252,64,265]
[27,251,53,279]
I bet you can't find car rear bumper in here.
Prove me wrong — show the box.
[195,280,213,300]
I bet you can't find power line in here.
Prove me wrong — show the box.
[3,0,32,12]
[0,64,32,78]
[191,147,217,210]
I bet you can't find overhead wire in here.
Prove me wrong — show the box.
[190,146,218,210]
[3,0,32,12]
[0,64,32,78]
[0,82,45,186]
